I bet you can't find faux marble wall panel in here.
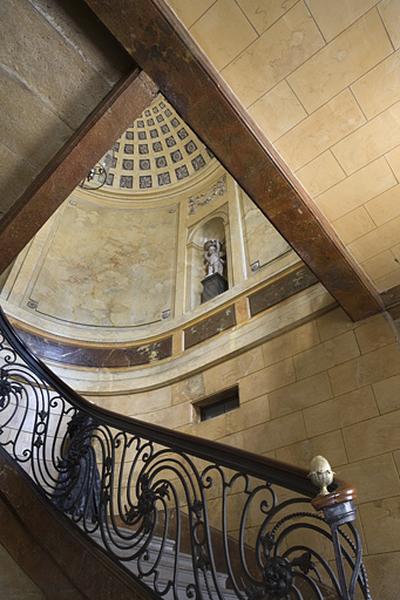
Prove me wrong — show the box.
[184,305,236,348]
[241,193,290,270]
[29,198,179,327]
[17,328,173,368]
[248,265,317,316]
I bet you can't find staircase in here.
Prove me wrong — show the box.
[91,527,238,599]
[0,308,371,599]
[0,446,153,599]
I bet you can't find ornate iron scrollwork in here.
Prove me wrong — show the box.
[0,309,371,600]
[125,473,170,533]
[0,367,19,409]
[0,371,11,404]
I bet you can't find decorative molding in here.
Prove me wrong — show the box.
[250,260,260,273]
[184,305,235,349]
[188,175,226,215]
[58,284,333,393]
[11,264,320,369]
[248,266,318,317]
[16,329,173,368]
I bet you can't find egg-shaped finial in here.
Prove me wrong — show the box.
[308,455,335,496]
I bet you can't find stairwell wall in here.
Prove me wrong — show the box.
[90,307,400,599]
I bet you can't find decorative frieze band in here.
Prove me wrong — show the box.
[187,175,226,215]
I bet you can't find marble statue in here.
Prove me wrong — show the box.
[204,239,225,277]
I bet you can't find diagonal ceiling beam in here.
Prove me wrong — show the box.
[0,68,158,274]
[83,0,383,321]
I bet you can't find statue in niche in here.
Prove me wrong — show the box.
[204,239,225,277]
[201,239,228,303]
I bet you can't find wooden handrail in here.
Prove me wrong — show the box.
[312,483,357,511]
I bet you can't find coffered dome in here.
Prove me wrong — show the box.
[103,94,215,193]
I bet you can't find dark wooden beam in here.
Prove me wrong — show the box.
[0,69,158,273]
[83,0,383,321]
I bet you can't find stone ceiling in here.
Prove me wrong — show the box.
[166,0,400,293]
[0,0,131,218]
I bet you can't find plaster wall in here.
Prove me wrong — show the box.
[167,0,400,292]
[241,192,290,268]
[90,307,400,599]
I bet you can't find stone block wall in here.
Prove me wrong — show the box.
[167,0,400,292]
[92,307,400,598]
[0,0,130,217]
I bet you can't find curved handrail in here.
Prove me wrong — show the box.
[0,308,315,495]
[3,307,356,503]
[0,306,369,599]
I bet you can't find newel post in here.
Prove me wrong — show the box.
[309,456,370,600]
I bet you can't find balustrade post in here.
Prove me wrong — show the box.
[310,456,370,600]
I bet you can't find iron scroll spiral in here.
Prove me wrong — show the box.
[0,310,371,599]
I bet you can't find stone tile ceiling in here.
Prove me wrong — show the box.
[166,0,400,292]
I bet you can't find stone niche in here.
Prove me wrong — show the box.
[186,211,231,311]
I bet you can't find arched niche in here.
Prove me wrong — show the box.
[186,211,231,311]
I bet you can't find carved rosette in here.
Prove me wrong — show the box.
[245,531,316,599]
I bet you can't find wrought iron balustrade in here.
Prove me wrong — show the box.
[0,308,371,600]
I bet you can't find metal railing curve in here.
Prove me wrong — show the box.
[0,308,371,599]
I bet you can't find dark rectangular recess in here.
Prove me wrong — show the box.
[195,386,239,422]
